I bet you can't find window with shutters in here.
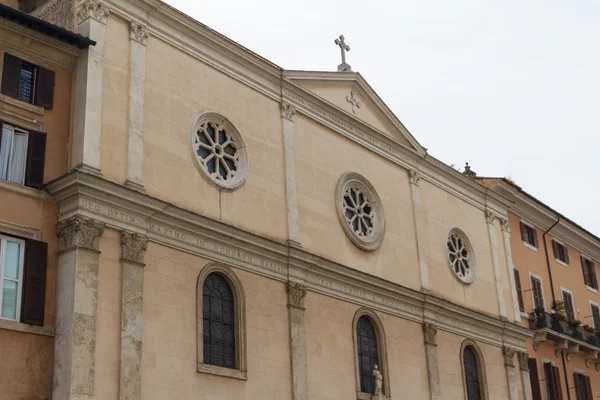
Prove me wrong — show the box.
[514,269,525,312]
[543,362,563,400]
[0,122,46,188]
[520,221,538,249]
[1,53,55,108]
[561,290,575,322]
[353,308,389,398]
[590,303,600,331]
[528,358,543,400]
[0,234,25,321]
[581,256,598,290]
[461,342,488,400]
[530,275,545,311]
[574,372,593,400]
[552,240,569,266]
[197,264,246,380]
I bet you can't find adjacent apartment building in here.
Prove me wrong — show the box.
[479,177,600,400]
[0,2,94,399]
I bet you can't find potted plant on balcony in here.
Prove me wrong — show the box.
[551,301,568,331]
[583,324,595,334]
[569,319,584,340]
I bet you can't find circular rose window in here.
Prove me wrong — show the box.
[446,228,476,283]
[189,112,248,191]
[336,173,385,251]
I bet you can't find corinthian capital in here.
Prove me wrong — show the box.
[76,0,110,24]
[503,347,516,367]
[423,323,437,345]
[517,351,529,371]
[287,282,307,309]
[281,102,296,121]
[130,21,149,45]
[121,232,148,265]
[57,216,105,252]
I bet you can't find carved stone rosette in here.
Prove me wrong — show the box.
[121,232,148,265]
[517,351,529,371]
[57,216,105,252]
[281,102,296,121]
[503,347,516,367]
[423,323,437,346]
[287,282,307,309]
[76,0,110,24]
[130,21,149,45]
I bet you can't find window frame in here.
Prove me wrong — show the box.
[529,273,546,312]
[520,219,538,251]
[352,308,390,399]
[589,301,600,331]
[560,287,576,322]
[0,233,26,322]
[541,359,563,400]
[0,123,29,185]
[196,263,247,380]
[460,340,488,400]
[552,239,569,267]
[581,255,598,292]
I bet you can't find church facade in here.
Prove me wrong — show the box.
[0,0,542,399]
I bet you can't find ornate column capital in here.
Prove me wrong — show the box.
[409,170,421,186]
[281,102,296,121]
[500,218,511,233]
[503,347,516,367]
[130,21,149,45]
[121,232,148,265]
[423,323,437,346]
[486,211,496,225]
[57,216,105,252]
[287,282,307,309]
[76,0,110,25]
[517,351,529,371]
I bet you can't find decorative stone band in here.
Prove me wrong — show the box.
[517,351,529,371]
[76,0,110,25]
[57,215,105,252]
[121,232,148,265]
[280,102,296,121]
[503,346,516,367]
[423,323,437,346]
[47,171,532,351]
[130,21,149,45]
[287,282,307,309]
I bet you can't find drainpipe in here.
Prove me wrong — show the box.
[542,215,571,400]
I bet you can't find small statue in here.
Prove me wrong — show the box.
[372,364,383,395]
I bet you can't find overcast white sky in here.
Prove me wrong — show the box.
[166,0,600,236]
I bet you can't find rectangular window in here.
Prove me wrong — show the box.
[0,122,46,188]
[552,240,569,265]
[562,290,575,322]
[591,304,600,331]
[528,358,543,400]
[1,53,55,109]
[581,256,598,290]
[543,362,564,400]
[520,221,538,248]
[574,373,593,400]
[530,276,544,311]
[0,234,25,321]
[514,269,525,312]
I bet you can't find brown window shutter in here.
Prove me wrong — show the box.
[528,358,542,400]
[552,366,563,400]
[591,304,600,330]
[532,228,539,247]
[563,292,575,322]
[514,269,525,312]
[581,256,591,287]
[563,246,569,264]
[24,130,46,189]
[35,67,55,109]
[520,221,527,242]
[1,53,21,99]
[584,375,592,400]
[574,373,582,400]
[589,261,598,289]
[552,240,559,259]
[21,239,48,326]
[544,363,555,399]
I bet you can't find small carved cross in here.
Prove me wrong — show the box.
[346,91,361,113]
[334,35,352,72]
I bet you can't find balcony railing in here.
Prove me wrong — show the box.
[529,312,600,348]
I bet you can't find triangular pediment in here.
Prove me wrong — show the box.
[284,71,426,155]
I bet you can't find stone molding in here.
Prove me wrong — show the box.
[503,346,516,367]
[47,171,532,351]
[121,232,148,265]
[76,0,110,25]
[287,283,307,309]
[130,21,149,45]
[280,102,296,121]
[423,323,437,346]
[57,216,105,252]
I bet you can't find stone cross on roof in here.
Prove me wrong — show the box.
[334,35,352,72]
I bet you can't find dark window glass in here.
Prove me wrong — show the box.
[464,346,482,400]
[18,62,36,104]
[357,316,379,394]
[203,273,235,369]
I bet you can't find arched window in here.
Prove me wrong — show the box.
[461,342,488,400]
[197,264,246,380]
[353,308,389,397]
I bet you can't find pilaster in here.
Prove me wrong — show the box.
[501,218,521,322]
[503,347,519,400]
[54,216,105,400]
[486,212,507,318]
[423,323,441,400]
[71,0,109,176]
[518,351,533,400]
[287,282,308,400]
[119,232,148,400]
[409,170,429,291]
[281,103,301,247]
[125,21,149,193]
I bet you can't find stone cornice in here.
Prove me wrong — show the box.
[47,171,532,350]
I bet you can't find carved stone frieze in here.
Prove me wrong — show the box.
[76,0,110,25]
[57,216,105,252]
[287,282,307,309]
[409,170,421,186]
[280,102,296,121]
[31,0,73,30]
[423,323,437,346]
[517,351,529,371]
[130,21,149,45]
[121,232,148,265]
[503,347,516,367]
